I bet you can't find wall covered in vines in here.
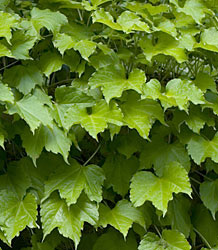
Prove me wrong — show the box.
[0,0,218,249]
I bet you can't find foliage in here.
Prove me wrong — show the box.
[0,0,218,249]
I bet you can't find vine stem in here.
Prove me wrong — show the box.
[0,60,19,71]
[154,225,162,239]
[194,170,213,182]
[48,78,74,88]
[77,9,83,22]
[190,177,201,185]
[194,228,212,249]
[83,144,101,166]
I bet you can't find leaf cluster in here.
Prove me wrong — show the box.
[0,0,218,249]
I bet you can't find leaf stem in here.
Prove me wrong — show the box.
[154,225,162,239]
[194,228,212,249]
[0,60,19,71]
[48,78,74,88]
[190,177,201,185]
[83,144,101,166]
[194,170,213,182]
[77,9,83,22]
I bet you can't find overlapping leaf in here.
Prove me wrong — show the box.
[130,162,192,214]
[44,158,105,204]
[98,200,145,237]
[41,192,98,248]
[89,65,146,103]
[139,230,191,250]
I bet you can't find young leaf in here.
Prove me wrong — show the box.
[143,79,205,111]
[130,162,192,214]
[187,133,218,165]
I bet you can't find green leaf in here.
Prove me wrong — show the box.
[41,192,98,248]
[124,2,169,16]
[53,33,75,55]
[140,137,190,172]
[155,18,177,38]
[187,133,218,165]
[103,154,139,196]
[74,40,97,61]
[89,65,145,103]
[194,72,217,93]
[116,11,150,33]
[64,100,123,139]
[139,33,187,63]
[120,92,165,139]
[0,81,14,103]
[39,51,63,77]
[92,9,122,30]
[98,200,145,237]
[143,79,205,111]
[0,12,18,43]
[93,229,137,250]
[21,123,71,164]
[0,229,9,246]
[3,63,43,94]
[130,162,192,214]
[192,204,218,247]
[0,162,31,199]
[7,95,53,133]
[31,7,68,34]
[165,194,192,237]
[112,130,144,158]
[55,86,94,106]
[0,41,12,57]
[10,30,36,60]
[0,192,38,243]
[90,0,111,8]
[179,0,210,24]
[44,158,105,204]
[200,179,218,219]
[172,105,214,134]
[139,230,191,250]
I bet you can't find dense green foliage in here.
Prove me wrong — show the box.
[1,0,218,249]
